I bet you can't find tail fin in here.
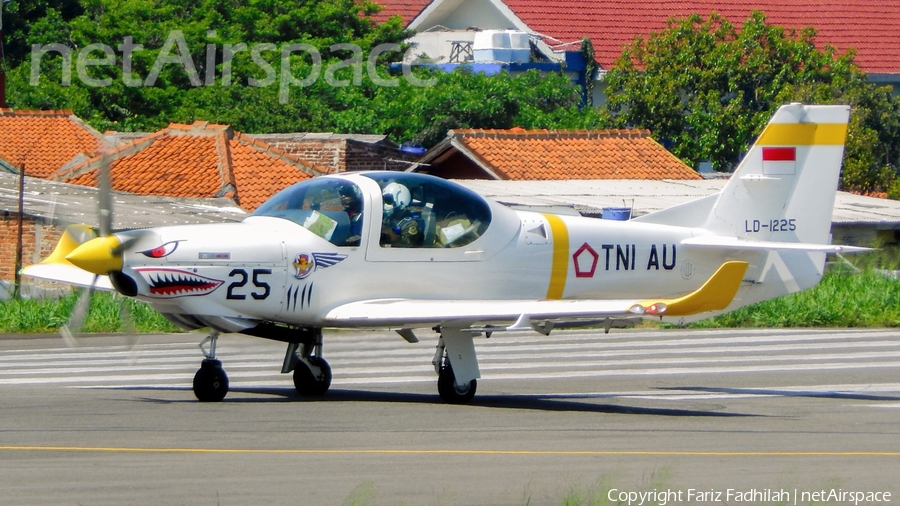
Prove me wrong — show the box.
[702,103,850,244]
[635,104,850,241]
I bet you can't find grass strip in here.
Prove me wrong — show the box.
[2,269,898,334]
[0,291,180,334]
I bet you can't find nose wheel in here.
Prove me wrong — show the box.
[193,358,229,402]
[193,331,229,402]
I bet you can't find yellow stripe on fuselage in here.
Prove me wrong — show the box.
[756,123,848,146]
[543,214,568,300]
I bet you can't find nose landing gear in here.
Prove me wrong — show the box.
[193,331,229,402]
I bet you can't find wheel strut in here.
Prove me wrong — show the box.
[193,330,229,402]
[284,328,332,396]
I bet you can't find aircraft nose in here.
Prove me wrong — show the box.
[66,235,123,275]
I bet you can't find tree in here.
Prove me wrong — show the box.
[6,0,604,147]
[603,11,900,194]
[330,67,605,148]
[7,0,413,131]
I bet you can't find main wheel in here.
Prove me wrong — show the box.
[437,364,477,404]
[293,357,332,396]
[193,359,229,402]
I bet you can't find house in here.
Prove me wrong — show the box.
[246,133,421,173]
[0,109,111,179]
[51,121,326,212]
[0,109,421,204]
[0,172,245,297]
[371,0,900,105]
[415,127,702,180]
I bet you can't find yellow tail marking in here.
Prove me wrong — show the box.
[756,123,848,146]
[542,214,569,300]
[643,261,749,317]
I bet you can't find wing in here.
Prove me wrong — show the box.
[325,261,749,333]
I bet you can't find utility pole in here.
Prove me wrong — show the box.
[13,162,24,298]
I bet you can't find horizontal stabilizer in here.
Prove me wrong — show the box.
[643,261,747,317]
[682,236,871,253]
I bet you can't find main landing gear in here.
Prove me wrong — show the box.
[193,330,229,402]
[433,328,479,404]
[282,328,332,396]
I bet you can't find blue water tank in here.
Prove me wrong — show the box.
[602,207,631,220]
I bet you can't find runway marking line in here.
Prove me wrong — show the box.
[1,446,899,457]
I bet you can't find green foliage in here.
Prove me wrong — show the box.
[0,292,181,333]
[0,0,85,64]
[7,0,413,131]
[330,67,605,148]
[6,0,602,146]
[691,269,900,328]
[604,11,900,194]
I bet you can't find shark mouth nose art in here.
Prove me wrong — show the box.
[135,268,224,298]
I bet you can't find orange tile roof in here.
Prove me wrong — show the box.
[373,0,900,74]
[55,122,326,211]
[0,109,111,178]
[437,128,701,180]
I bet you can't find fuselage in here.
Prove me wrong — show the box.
[110,172,767,330]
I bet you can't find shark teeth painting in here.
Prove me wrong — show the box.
[136,268,224,298]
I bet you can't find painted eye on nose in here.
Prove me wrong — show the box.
[140,241,180,258]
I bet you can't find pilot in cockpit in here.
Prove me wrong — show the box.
[339,185,363,246]
[380,182,423,247]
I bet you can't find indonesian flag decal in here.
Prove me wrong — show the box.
[762,146,796,175]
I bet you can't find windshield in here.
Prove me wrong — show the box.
[363,172,492,248]
[252,178,363,247]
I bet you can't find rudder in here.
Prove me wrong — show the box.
[702,103,850,244]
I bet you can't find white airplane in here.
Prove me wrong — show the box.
[24,103,864,403]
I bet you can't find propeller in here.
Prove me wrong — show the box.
[57,151,133,346]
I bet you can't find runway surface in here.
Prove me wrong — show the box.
[1,327,899,505]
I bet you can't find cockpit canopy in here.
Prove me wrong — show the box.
[364,172,491,248]
[251,172,492,248]
[252,178,364,247]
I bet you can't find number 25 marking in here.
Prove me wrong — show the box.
[226,268,271,300]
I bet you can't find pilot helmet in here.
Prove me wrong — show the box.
[382,182,411,216]
[339,185,361,211]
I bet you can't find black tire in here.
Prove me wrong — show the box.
[293,357,332,396]
[193,359,229,402]
[437,364,477,404]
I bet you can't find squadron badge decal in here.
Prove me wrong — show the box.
[293,252,347,279]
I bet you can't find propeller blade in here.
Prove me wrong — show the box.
[98,151,113,237]
[117,295,143,365]
[59,274,99,347]
[111,229,152,255]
